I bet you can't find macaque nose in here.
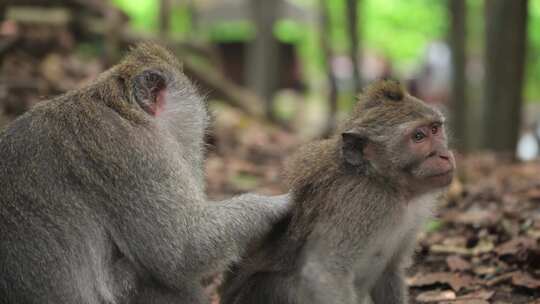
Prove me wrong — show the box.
[438,152,450,160]
[428,150,450,160]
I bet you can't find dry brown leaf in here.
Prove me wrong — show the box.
[441,300,489,304]
[408,272,477,291]
[453,207,500,225]
[523,185,540,201]
[446,255,472,272]
[486,271,518,286]
[431,239,494,256]
[439,291,492,304]
[472,265,498,276]
[458,289,495,300]
[511,271,540,289]
[430,244,471,255]
[416,290,456,302]
[527,228,540,239]
[494,237,537,257]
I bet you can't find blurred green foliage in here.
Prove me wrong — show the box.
[112,0,191,36]
[112,0,540,101]
[206,21,254,41]
[425,219,443,233]
[113,0,158,32]
[527,0,540,101]
[328,0,447,71]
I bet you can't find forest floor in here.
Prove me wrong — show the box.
[2,48,539,304]
[205,106,540,304]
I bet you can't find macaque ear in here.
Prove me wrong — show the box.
[341,128,370,167]
[133,69,167,115]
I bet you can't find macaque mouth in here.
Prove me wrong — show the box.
[425,169,454,187]
[428,169,453,178]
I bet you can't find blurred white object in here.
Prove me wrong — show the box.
[412,41,451,103]
[517,132,539,161]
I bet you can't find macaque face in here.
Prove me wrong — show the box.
[344,111,455,196]
[403,119,455,192]
[341,82,456,196]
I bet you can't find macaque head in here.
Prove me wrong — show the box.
[112,43,208,139]
[341,80,455,195]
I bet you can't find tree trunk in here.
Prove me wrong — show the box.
[483,0,528,155]
[104,7,122,67]
[159,0,171,39]
[346,0,362,95]
[320,0,339,136]
[245,0,282,120]
[448,0,467,151]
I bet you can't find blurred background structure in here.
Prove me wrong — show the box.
[1,0,539,157]
[1,1,540,303]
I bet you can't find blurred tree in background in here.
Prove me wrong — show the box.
[448,0,467,151]
[1,0,539,159]
[483,0,528,155]
[244,0,282,120]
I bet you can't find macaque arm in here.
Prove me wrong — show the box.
[368,240,413,304]
[369,266,407,304]
[368,227,420,304]
[196,193,291,269]
[116,193,289,291]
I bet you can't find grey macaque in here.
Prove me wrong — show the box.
[0,43,289,304]
[221,80,456,304]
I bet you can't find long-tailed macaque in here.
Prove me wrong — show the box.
[221,80,455,304]
[0,44,289,304]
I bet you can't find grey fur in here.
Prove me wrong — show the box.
[220,80,455,304]
[0,43,289,304]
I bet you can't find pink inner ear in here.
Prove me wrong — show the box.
[150,89,166,116]
[363,143,375,161]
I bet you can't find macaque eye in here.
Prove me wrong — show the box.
[431,124,439,135]
[412,130,426,142]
